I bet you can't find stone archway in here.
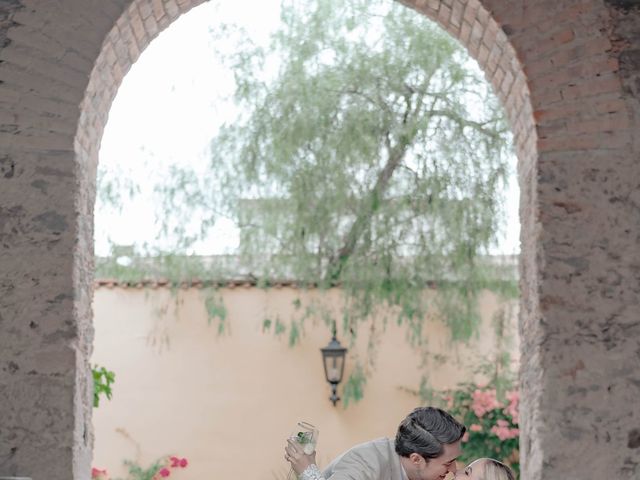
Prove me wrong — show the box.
[1,1,639,479]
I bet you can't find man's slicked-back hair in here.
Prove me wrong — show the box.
[394,407,466,459]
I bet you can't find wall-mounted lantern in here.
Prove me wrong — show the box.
[320,334,347,406]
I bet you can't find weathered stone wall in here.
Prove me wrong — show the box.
[0,1,114,477]
[0,1,183,478]
[0,0,639,478]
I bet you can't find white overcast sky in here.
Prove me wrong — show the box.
[95,0,520,258]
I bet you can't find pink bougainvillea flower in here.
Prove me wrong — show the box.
[91,467,108,479]
[490,422,519,440]
[504,389,519,424]
[470,423,483,432]
[471,388,500,418]
[490,424,509,440]
[159,467,171,477]
[179,458,188,468]
[170,456,180,468]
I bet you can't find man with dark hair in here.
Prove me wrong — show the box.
[285,407,466,480]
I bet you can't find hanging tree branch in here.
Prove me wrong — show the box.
[97,0,516,407]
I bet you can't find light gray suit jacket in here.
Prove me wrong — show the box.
[321,437,408,480]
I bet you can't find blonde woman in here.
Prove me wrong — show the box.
[454,458,516,480]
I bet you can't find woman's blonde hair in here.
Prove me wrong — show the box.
[481,458,516,480]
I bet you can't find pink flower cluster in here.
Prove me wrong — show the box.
[490,419,519,440]
[158,456,189,478]
[91,455,188,480]
[471,388,501,418]
[503,390,519,424]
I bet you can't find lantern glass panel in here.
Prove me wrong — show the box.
[323,353,344,383]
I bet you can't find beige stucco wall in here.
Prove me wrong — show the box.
[91,285,518,479]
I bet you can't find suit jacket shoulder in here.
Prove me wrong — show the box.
[322,437,405,480]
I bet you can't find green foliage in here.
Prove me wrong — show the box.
[115,459,165,480]
[274,317,287,336]
[203,288,228,334]
[207,0,511,334]
[97,0,517,404]
[95,249,219,284]
[102,456,189,480]
[92,365,115,408]
[288,320,301,346]
[262,318,273,332]
[341,362,367,407]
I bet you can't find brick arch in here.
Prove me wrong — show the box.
[78,0,536,184]
[76,0,205,165]
[400,0,536,159]
[1,1,638,479]
[76,0,537,476]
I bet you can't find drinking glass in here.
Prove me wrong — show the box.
[286,421,319,480]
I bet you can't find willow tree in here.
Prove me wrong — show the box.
[101,0,515,403]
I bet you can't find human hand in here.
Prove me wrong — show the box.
[284,437,317,475]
